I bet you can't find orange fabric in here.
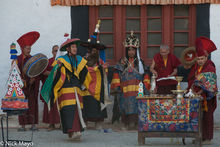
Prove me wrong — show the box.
[51,0,220,6]
[203,99,208,112]
[197,66,203,74]
[143,74,150,90]
[163,57,168,67]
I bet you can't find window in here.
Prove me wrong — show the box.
[147,6,162,59]
[98,6,114,60]
[89,5,196,65]
[173,5,195,58]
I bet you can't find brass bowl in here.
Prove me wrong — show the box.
[175,76,183,82]
[171,89,186,94]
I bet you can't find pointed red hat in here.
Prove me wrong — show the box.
[195,36,216,56]
[17,31,40,49]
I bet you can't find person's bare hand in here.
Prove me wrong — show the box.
[153,88,157,94]
[43,71,50,76]
[153,72,158,78]
[102,63,109,69]
[57,60,62,67]
[22,79,26,84]
[30,78,35,85]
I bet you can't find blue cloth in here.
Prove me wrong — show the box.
[57,54,82,68]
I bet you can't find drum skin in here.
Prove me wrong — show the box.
[23,53,48,78]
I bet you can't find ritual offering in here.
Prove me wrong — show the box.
[1,43,28,111]
[171,76,186,98]
[138,82,144,97]
[136,75,202,145]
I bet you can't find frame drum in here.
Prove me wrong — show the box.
[23,53,48,78]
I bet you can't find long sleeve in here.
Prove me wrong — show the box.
[51,65,66,103]
[79,65,103,101]
[111,72,121,90]
[143,73,150,90]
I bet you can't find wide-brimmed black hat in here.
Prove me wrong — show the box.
[80,32,106,50]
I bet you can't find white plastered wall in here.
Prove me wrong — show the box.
[0,0,71,122]
[210,4,220,127]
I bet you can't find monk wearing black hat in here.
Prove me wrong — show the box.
[81,31,108,130]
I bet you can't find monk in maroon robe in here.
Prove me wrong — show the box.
[41,45,60,130]
[150,44,181,94]
[16,31,40,131]
[187,37,217,144]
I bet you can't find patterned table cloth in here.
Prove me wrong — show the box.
[138,98,200,132]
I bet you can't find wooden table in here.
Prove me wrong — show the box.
[137,95,202,147]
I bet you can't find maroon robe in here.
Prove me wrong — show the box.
[188,60,217,140]
[17,54,40,125]
[42,57,60,124]
[153,53,181,94]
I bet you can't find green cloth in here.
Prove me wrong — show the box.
[41,64,59,104]
[194,72,218,100]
